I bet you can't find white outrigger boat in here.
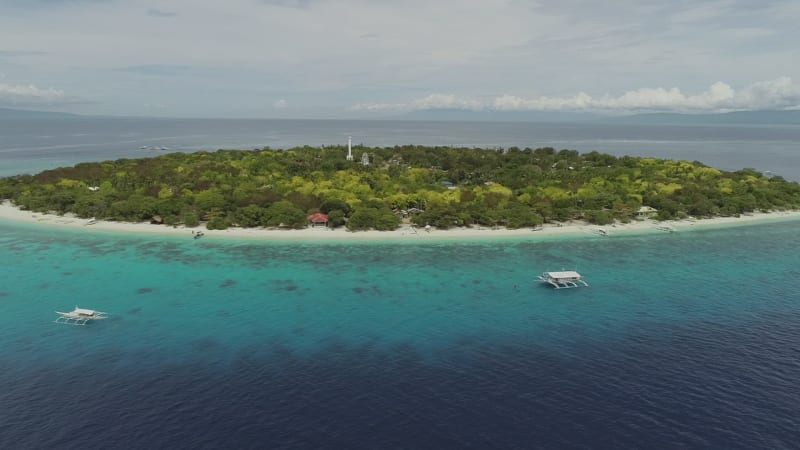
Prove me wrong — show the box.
[55,306,108,325]
[537,271,589,289]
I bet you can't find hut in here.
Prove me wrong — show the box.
[307,213,329,227]
[637,206,658,219]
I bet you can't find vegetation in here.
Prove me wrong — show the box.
[1,145,798,231]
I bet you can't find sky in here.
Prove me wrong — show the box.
[1,0,799,118]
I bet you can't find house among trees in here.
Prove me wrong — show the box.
[393,207,425,220]
[307,213,329,227]
[637,206,658,219]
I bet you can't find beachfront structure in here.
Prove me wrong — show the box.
[346,136,353,161]
[55,306,108,325]
[538,271,589,289]
[307,212,329,227]
[637,206,658,219]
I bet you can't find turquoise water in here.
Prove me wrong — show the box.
[2,220,800,448]
[2,219,798,367]
[2,221,799,364]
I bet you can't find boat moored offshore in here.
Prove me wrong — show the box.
[537,271,589,289]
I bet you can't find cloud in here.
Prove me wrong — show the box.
[146,8,177,18]
[0,83,66,106]
[273,99,287,108]
[352,94,484,112]
[116,65,192,76]
[352,78,800,113]
[2,0,799,117]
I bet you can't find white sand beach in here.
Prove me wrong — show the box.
[2,200,799,242]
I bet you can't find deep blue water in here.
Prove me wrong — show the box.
[1,220,800,449]
[2,117,800,179]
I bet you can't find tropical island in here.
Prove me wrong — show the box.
[0,145,798,232]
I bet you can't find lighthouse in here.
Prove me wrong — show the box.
[346,136,354,161]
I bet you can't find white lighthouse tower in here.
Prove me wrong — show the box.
[346,136,354,161]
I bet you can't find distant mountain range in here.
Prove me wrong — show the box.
[2,106,799,125]
[600,110,800,125]
[397,108,800,125]
[0,107,79,118]
[394,108,598,123]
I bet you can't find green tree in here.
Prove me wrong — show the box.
[264,200,306,228]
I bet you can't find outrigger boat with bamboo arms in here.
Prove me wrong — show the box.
[55,306,108,325]
[537,271,589,289]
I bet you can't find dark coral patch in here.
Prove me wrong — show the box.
[129,307,142,315]
[62,272,72,276]
[136,287,154,294]
[352,287,365,294]
[0,292,8,297]
[220,279,236,288]
[285,284,298,291]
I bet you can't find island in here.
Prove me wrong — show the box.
[0,145,798,232]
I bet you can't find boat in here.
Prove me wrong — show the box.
[656,225,676,233]
[193,231,205,239]
[85,217,97,226]
[55,306,108,325]
[537,271,589,289]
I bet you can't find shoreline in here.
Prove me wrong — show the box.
[2,201,800,242]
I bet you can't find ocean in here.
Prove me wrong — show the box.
[1,118,800,449]
[1,116,800,180]
[1,220,799,449]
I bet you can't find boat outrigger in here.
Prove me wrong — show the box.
[55,306,108,325]
[538,271,589,289]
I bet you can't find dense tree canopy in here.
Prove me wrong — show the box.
[1,145,798,231]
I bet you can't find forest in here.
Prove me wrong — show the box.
[1,145,798,231]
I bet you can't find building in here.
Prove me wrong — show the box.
[307,213,329,227]
[637,206,658,219]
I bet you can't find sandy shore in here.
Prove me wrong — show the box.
[2,201,799,242]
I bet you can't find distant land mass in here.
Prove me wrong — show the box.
[395,108,800,125]
[595,110,800,126]
[0,107,79,119]
[2,106,800,125]
[396,109,600,122]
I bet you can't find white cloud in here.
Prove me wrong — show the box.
[352,78,800,113]
[273,99,287,109]
[2,0,799,117]
[0,83,65,106]
[352,94,484,112]
[411,94,483,111]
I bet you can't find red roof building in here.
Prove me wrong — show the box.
[307,213,329,226]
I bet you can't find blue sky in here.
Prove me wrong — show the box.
[1,0,799,118]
